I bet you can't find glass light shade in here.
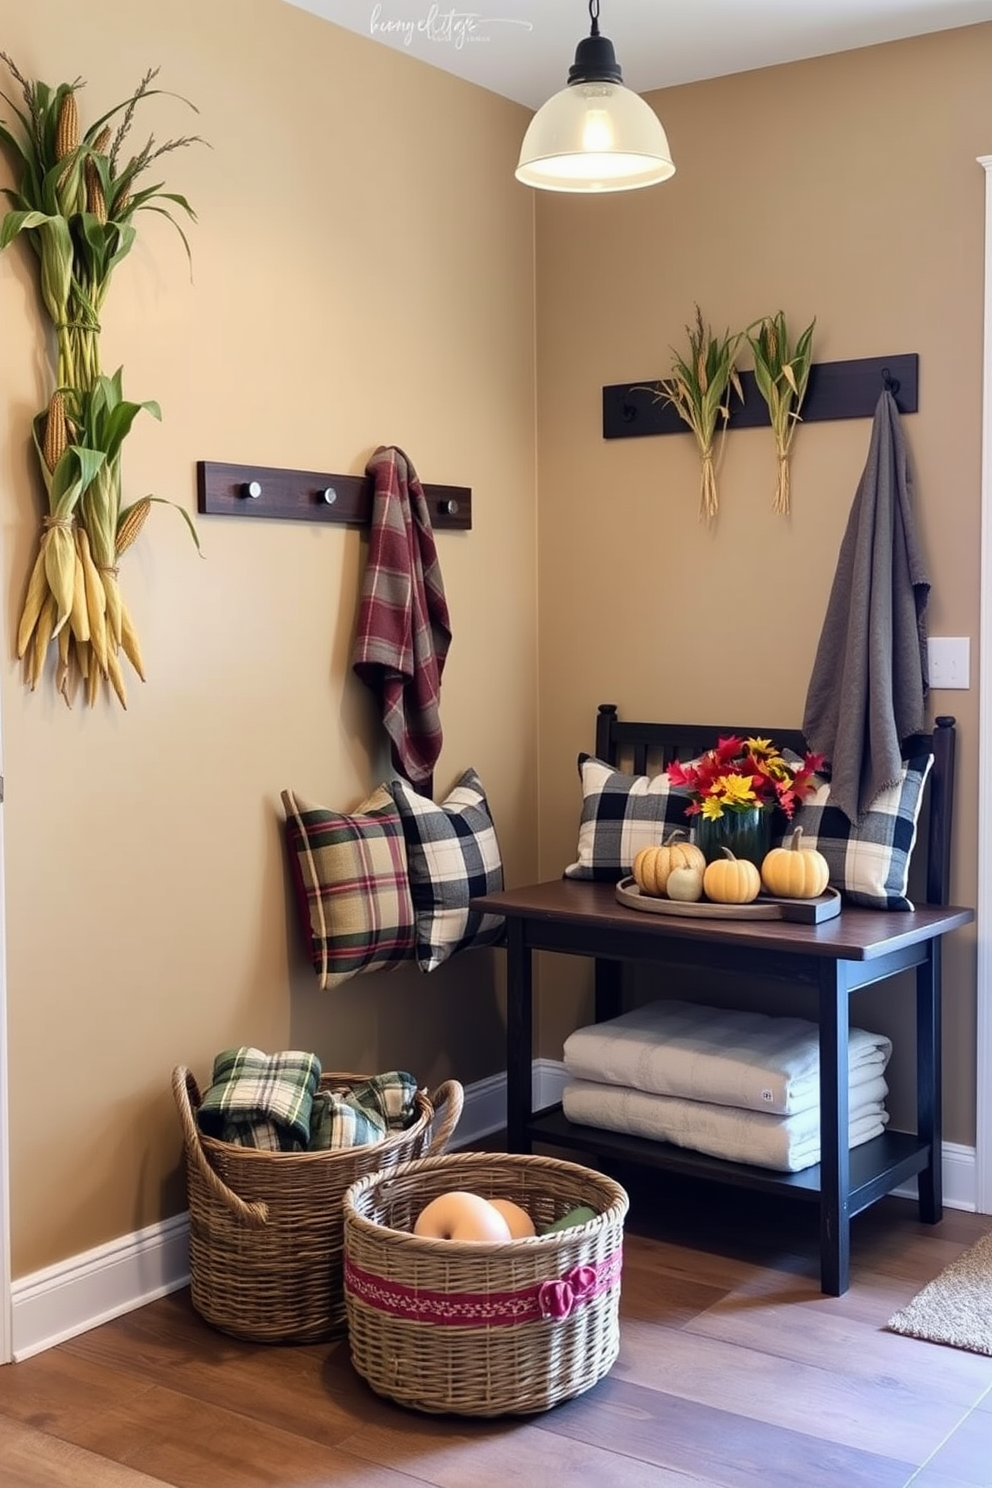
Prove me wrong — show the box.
[515,81,675,194]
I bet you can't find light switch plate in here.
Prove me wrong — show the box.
[928,636,970,690]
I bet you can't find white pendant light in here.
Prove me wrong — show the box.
[515,0,675,194]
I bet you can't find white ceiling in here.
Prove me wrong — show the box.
[283,0,992,108]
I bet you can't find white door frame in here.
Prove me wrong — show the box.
[976,156,992,1215]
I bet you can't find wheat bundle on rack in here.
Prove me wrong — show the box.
[745,311,815,515]
[642,306,744,522]
[0,54,204,707]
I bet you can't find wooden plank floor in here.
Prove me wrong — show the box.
[1,1169,991,1488]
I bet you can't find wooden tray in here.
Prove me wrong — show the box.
[615,877,842,924]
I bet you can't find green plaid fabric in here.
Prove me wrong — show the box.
[309,1070,420,1151]
[197,1047,322,1151]
[220,1118,299,1152]
[281,785,416,990]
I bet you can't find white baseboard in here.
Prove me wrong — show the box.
[11,1214,192,1361]
[9,1065,531,1362]
[8,1061,978,1362]
[891,1139,976,1212]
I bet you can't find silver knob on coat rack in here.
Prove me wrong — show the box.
[321,487,337,505]
[439,498,459,517]
[241,480,262,499]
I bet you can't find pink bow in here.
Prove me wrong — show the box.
[537,1263,598,1320]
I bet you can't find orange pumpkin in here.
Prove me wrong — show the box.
[702,847,761,904]
[761,827,830,900]
[632,830,706,898]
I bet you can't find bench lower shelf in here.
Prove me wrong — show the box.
[524,1105,932,1217]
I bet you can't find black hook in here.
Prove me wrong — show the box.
[881,365,900,397]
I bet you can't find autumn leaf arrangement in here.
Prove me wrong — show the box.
[644,306,816,521]
[0,54,204,707]
[668,735,824,823]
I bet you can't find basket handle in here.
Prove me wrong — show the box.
[171,1066,269,1227]
[424,1079,464,1156]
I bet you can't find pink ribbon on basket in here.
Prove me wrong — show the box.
[537,1264,599,1320]
[344,1247,622,1327]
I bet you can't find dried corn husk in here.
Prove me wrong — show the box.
[29,593,57,690]
[119,596,145,681]
[645,306,743,521]
[0,53,204,707]
[745,311,815,515]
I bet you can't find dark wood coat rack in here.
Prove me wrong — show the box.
[196,461,472,531]
[602,352,918,441]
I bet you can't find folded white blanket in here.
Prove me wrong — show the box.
[562,1077,889,1173]
[562,998,892,1117]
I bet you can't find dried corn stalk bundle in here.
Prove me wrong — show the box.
[0,54,203,706]
[652,306,744,521]
[745,311,815,515]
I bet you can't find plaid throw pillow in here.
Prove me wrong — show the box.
[391,769,504,972]
[281,785,416,989]
[774,753,933,910]
[564,754,695,882]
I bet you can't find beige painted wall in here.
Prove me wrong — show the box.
[0,0,538,1275]
[1,6,987,1281]
[534,25,986,1141]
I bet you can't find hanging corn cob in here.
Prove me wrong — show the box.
[0,53,203,706]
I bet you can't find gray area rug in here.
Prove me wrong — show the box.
[886,1228,992,1355]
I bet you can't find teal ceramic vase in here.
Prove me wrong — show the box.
[693,806,773,869]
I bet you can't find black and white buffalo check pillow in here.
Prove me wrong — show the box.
[391,768,504,971]
[774,752,934,910]
[564,754,695,882]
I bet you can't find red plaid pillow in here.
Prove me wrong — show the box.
[281,786,416,989]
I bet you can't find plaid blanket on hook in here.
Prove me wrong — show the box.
[197,1047,322,1152]
[352,445,451,788]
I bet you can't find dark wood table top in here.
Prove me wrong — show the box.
[471,878,975,963]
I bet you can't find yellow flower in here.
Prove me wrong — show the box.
[717,775,758,807]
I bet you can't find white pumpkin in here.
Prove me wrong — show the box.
[666,865,704,902]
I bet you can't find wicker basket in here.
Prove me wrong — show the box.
[173,1066,463,1344]
[342,1150,629,1415]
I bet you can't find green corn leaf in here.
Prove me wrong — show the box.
[44,443,107,519]
[0,205,54,250]
[36,214,73,321]
[0,85,34,142]
[143,495,203,554]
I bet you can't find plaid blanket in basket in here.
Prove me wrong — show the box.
[309,1071,420,1151]
[197,1047,322,1152]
